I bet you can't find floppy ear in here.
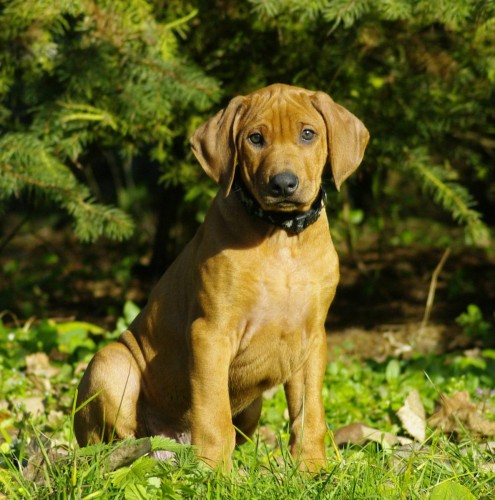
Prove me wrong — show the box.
[190,96,245,196]
[311,92,369,191]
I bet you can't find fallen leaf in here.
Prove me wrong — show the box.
[397,389,426,442]
[429,391,495,437]
[333,422,409,447]
[391,443,453,475]
[258,425,278,448]
[74,360,89,376]
[25,352,59,377]
[15,397,45,417]
[25,352,59,392]
[77,439,153,471]
[46,410,64,429]
[479,462,495,473]
[106,439,152,471]
[478,441,495,453]
[23,439,68,484]
[262,387,279,400]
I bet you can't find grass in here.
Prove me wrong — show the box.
[1,429,492,498]
[1,307,495,498]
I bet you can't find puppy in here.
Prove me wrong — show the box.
[74,83,369,471]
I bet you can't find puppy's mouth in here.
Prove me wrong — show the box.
[260,183,320,212]
[261,197,308,212]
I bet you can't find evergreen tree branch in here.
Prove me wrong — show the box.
[0,132,134,242]
[1,162,134,242]
[406,149,490,245]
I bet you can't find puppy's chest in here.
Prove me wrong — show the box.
[227,289,319,411]
[231,320,311,384]
[228,253,328,390]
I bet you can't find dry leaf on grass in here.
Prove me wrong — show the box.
[258,425,278,448]
[25,352,59,392]
[334,391,426,448]
[396,389,426,442]
[23,439,68,484]
[46,409,64,429]
[14,396,45,417]
[106,439,152,471]
[429,391,495,437]
[479,462,495,473]
[25,352,59,377]
[333,422,412,447]
[391,443,441,474]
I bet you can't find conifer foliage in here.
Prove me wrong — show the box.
[1,0,494,247]
[0,0,217,241]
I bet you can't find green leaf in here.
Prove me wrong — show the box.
[123,301,141,326]
[110,456,158,488]
[56,321,105,336]
[124,483,151,500]
[385,359,401,383]
[31,321,58,353]
[150,436,185,453]
[481,349,495,360]
[54,320,102,355]
[430,481,476,500]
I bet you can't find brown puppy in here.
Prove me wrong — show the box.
[74,84,369,471]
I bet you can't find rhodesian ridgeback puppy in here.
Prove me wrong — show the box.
[74,83,369,471]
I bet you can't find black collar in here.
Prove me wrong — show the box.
[233,174,327,234]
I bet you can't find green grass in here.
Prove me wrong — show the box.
[1,428,492,498]
[1,309,495,498]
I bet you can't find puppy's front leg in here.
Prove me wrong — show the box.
[189,319,235,471]
[284,330,328,472]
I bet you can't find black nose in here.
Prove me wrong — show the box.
[268,172,299,197]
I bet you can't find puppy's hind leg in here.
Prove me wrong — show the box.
[74,341,142,446]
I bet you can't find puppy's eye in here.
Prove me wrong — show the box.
[301,129,316,142]
[248,133,264,145]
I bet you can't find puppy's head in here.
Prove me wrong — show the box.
[191,84,369,212]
